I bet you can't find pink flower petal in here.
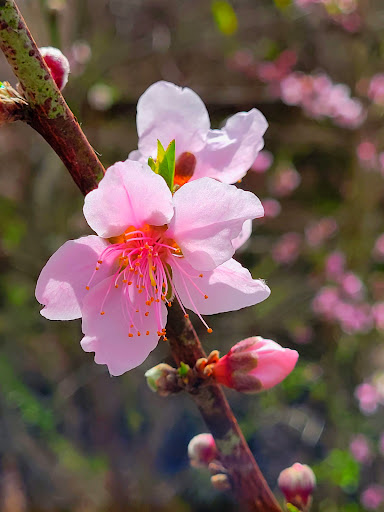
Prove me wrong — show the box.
[35,236,110,320]
[232,219,252,251]
[136,81,210,159]
[167,178,264,270]
[84,160,174,238]
[170,257,270,315]
[247,337,299,389]
[81,278,167,376]
[193,109,268,183]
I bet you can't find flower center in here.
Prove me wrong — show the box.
[85,225,212,339]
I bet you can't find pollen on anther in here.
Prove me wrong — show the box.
[115,284,119,288]
[128,333,133,338]
[128,281,133,285]
[145,312,149,317]
[184,314,189,318]
[138,289,143,294]
[137,331,141,336]
[204,295,208,299]
[168,302,172,307]
[163,336,168,341]
[123,279,128,283]
[95,267,100,271]
[207,328,213,334]
[146,331,150,335]
[85,286,90,290]
[100,311,105,315]
[199,274,203,278]
[98,260,103,264]
[130,324,134,328]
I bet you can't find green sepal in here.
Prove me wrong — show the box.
[178,362,190,377]
[147,157,157,173]
[286,504,300,512]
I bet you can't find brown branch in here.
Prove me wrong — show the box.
[0,1,282,510]
[0,0,104,195]
[167,303,282,512]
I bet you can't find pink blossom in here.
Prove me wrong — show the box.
[340,272,364,300]
[357,141,377,168]
[349,434,372,464]
[373,234,384,261]
[305,217,338,247]
[355,383,380,415]
[129,81,268,184]
[360,485,384,510]
[262,198,281,218]
[272,232,302,265]
[325,251,345,281]
[368,74,384,105]
[251,150,274,173]
[36,161,270,375]
[312,286,340,317]
[270,166,301,197]
[212,336,298,392]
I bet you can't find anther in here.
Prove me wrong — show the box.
[207,328,213,334]
[128,281,132,285]
[100,311,105,315]
[115,284,119,288]
[123,279,128,283]
[128,333,133,338]
[199,274,203,278]
[139,273,144,278]
[130,324,134,328]
[204,295,208,299]
[85,286,90,290]
[145,312,149,317]
[98,260,103,264]
[137,331,141,336]
[146,331,150,335]
[163,336,168,341]
[184,314,189,318]
[138,289,143,294]
[151,266,156,271]
[168,302,172,307]
[95,267,100,271]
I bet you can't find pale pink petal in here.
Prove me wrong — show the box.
[81,279,167,376]
[84,160,174,238]
[248,337,298,389]
[35,236,111,320]
[193,109,268,183]
[167,178,264,270]
[170,257,270,315]
[136,81,210,159]
[232,219,252,251]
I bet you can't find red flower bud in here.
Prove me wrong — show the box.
[278,463,316,510]
[39,46,70,90]
[212,336,298,393]
[188,433,218,468]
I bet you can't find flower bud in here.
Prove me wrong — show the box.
[188,433,218,468]
[39,46,70,90]
[278,463,316,510]
[212,336,298,393]
[144,363,179,397]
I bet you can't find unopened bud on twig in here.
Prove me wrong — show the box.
[39,47,70,90]
[212,336,298,393]
[144,363,180,396]
[188,433,218,468]
[278,463,316,511]
[0,82,28,125]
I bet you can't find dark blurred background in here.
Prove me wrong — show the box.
[1,0,384,510]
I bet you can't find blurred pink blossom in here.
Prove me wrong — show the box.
[262,198,281,218]
[360,485,384,510]
[312,286,339,318]
[272,232,302,265]
[372,302,384,330]
[349,434,372,464]
[270,166,301,197]
[251,150,274,173]
[372,234,384,261]
[355,383,381,415]
[368,74,384,105]
[305,217,338,247]
[357,141,377,168]
[325,251,346,281]
[340,272,364,300]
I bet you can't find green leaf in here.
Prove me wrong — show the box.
[211,1,238,36]
[287,505,300,512]
[178,361,190,377]
[148,157,157,173]
[157,139,176,191]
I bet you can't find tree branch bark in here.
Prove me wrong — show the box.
[0,1,282,510]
